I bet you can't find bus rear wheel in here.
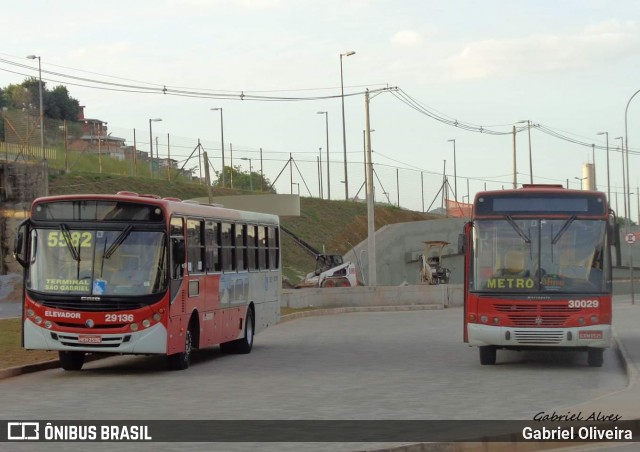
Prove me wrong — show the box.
[220,308,255,355]
[479,346,497,365]
[168,329,193,371]
[235,308,254,354]
[587,348,604,367]
[59,351,85,371]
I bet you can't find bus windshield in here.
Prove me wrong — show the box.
[27,228,167,296]
[472,218,608,293]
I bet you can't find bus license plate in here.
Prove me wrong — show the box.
[78,335,102,344]
[579,331,603,340]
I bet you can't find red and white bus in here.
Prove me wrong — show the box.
[14,191,281,371]
[463,184,614,367]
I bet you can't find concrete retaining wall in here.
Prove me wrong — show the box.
[1,161,49,274]
[343,218,466,286]
[282,284,464,309]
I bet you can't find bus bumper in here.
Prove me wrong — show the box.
[467,323,612,349]
[23,320,168,354]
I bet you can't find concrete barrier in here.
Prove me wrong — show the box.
[282,284,464,309]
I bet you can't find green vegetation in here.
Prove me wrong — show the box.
[0,319,57,369]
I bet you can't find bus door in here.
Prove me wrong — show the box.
[169,216,186,315]
[463,221,473,343]
[185,218,206,309]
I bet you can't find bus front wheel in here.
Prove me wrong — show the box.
[168,329,193,371]
[59,351,85,371]
[479,346,497,365]
[587,348,604,367]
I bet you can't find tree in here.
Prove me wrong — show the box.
[47,85,80,120]
[213,166,276,193]
[4,82,33,110]
[2,78,80,121]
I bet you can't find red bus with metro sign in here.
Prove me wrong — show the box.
[14,191,280,371]
[463,184,614,367]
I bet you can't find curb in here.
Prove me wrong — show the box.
[0,353,108,381]
[278,304,443,323]
[612,326,639,389]
[0,359,60,380]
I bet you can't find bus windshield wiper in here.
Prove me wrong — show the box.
[104,225,133,259]
[505,216,531,244]
[552,216,576,244]
[60,224,80,261]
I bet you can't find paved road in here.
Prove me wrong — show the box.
[0,307,628,452]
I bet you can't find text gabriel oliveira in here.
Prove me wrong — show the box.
[523,411,632,441]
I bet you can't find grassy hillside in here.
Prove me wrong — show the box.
[49,172,437,286]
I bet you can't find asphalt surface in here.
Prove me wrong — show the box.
[1,280,639,451]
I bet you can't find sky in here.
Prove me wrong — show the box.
[2,0,640,218]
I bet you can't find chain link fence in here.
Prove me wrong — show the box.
[1,109,484,213]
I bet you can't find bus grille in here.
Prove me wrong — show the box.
[55,333,131,348]
[513,330,564,345]
[493,302,580,327]
[508,315,570,326]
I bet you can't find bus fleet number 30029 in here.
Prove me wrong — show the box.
[567,299,599,308]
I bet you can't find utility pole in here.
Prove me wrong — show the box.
[364,89,376,286]
[512,126,517,188]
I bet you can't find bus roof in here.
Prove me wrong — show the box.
[31,192,280,224]
[472,185,608,218]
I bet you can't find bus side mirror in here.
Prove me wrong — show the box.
[13,220,29,268]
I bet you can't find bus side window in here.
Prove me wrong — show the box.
[205,220,221,272]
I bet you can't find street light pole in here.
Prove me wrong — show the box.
[149,118,162,178]
[340,50,355,201]
[26,54,44,160]
[624,89,639,304]
[597,132,610,203]
[615,136,627,220]
[211,108,225,187]
[317,111,330,199]
[624,90,639,227]
[448,139,457,200]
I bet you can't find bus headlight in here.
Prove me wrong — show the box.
[493,317,500,324]
[480,315,488,323]
[26,309,35,318]
[591,315,599,323]
[142,319,151,328]
[130,323,139,331]
[34,316,42,325]
[153,313,161,322]
[44,321,52,329]
[578,317,585,325]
